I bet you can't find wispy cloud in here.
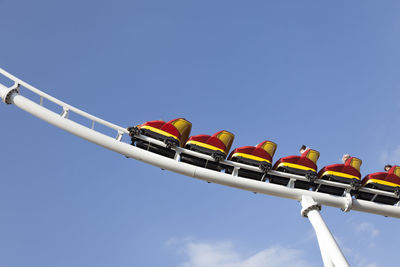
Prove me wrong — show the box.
[344,246,379,267]
[380,145,400,165]
[351,250,380,267]
[355,222,380,238]
[339,220,381,267]
[168,239,314,267]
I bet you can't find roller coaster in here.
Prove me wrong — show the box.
[1,68,399,267]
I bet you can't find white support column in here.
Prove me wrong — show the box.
[301,196,349,267]
[314,228,334,267]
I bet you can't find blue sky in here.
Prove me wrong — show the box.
[1,1,400,266]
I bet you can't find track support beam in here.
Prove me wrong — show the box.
[301,196,349,267]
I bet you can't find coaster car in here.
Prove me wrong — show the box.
[356,166,400,205]
[129,118,192,158]
[180,130,234,171]
[225,140,277,181]
[269,149,320,189]
[316,157,362,196]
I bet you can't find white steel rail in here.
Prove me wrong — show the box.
[1,68,399,266]
[0,68,128,140]
[0,68,399,219]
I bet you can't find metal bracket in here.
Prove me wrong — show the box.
[232,167,239,177]
[174,151,181,161]
[2,82,20,104]
[115,130,124,141]
[60,107,70,118]
[341,191,353,212]
[301,195,322,218]
[288,178,295,189]
[261,172,268,182]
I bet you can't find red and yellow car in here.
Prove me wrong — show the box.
[226,140,277,180]
[129,118,192,158]
[269,148,320,189]
[316,157,362,195]
[356,165,400,205]
[180,130,234,171]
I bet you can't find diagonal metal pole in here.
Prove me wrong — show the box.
[301,195,349,267]
[313,225,334,267]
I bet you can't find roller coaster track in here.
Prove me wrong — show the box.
[0,68,398,266]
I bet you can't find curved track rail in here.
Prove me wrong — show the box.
[5,68,400,266]
[1,68,399,220]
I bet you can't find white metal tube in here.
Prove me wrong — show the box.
[0,68,128,134]
[315,233,334,267]
[301,196,349,267]
[1,68,397,201]
[307,209,349,267]
[4,93,400,219]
